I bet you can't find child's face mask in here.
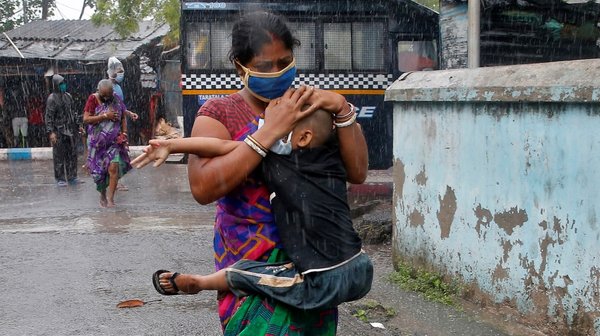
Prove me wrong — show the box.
[115,72,125,83]
[236,59,296,102]
[59,82,67,93]
[270,131,293,155]
[257,118,293,155]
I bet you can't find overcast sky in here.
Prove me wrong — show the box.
[49,0,92,20]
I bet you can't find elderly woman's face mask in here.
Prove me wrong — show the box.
[100,92,114,103]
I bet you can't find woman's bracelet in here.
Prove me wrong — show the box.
[246,135,268,153]
[335,102,356,120]
[244,136,267,157]
[334,112,358,128]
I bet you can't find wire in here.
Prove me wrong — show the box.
[56,0,82,13]
[55,4,66,20]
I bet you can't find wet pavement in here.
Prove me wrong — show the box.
[0,160,514,335]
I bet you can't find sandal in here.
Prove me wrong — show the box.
[152,270,181,295]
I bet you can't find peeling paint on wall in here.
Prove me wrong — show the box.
[394,159,405,203]
[492,263,509,283]
[416,166,428,186]
[437,186,457,239]
[474,204,493,239]
[494,207,528,235]
[409,209,425,227]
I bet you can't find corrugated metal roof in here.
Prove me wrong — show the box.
[0,20,169,61]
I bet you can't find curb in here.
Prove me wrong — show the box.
[0,146,147,161]
[348,182,393,203]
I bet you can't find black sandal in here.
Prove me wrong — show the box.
[152,269,181,295]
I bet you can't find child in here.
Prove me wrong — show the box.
[133,110,373,310]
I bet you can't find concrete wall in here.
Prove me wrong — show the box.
[386,59,600,335]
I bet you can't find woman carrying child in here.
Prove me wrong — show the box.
[138,11,368,335]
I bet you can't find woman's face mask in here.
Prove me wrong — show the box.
[101,94,114,104]
[236,59,296,102]
[115,72,125,83]
[59,82,67,93]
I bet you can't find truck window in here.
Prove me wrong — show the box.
[324,22,352,70]
[288,21,317,70]
[186,22,210,70]
[353,22,385,71]
[211,21,235,69]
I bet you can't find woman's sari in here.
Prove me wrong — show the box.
[203,100,337,335]
[86,95,131,191]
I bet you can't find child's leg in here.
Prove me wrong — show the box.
[158,269,229,294]
[227,254,374,310]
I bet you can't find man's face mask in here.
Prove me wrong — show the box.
[59,82,67,93]
[236,59,296,102]
[115,72,125,83]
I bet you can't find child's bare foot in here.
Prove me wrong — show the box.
[107,199,116,208]
[153,270,202,295]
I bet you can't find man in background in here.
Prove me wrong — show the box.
[45,74,81,186]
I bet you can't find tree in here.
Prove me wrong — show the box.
[1,0,55,33]
[91,0,180,45]
[79,0,95,20]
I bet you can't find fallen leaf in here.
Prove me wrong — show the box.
[117,299,145,308]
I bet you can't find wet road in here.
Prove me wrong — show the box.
[0,160,222,335]
[0,160,512,336]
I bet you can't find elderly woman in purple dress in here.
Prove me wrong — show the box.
[83,79,131,207]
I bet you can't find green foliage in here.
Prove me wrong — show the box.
[1,0,55,33]
[351,299,398,324]
[353,309,369,322]
[388,262,462,307]
[91,0,180,42]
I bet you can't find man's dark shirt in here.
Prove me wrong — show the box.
[262,135,362,273]
[45,92,79,136]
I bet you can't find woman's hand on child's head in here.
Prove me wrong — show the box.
[131,139,171,169]
[303,88,347,117]
[264,86,315,139]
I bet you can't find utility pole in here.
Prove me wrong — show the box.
[467,0,481,68]
[42,0,50,20]
[22,0,29,24]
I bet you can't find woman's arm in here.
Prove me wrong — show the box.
[82,95,113,125]
[304,89,368,184]
[187,117,276,205]
[83,110,107,125]
[120,108,127,134]
[188,87,315,205]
